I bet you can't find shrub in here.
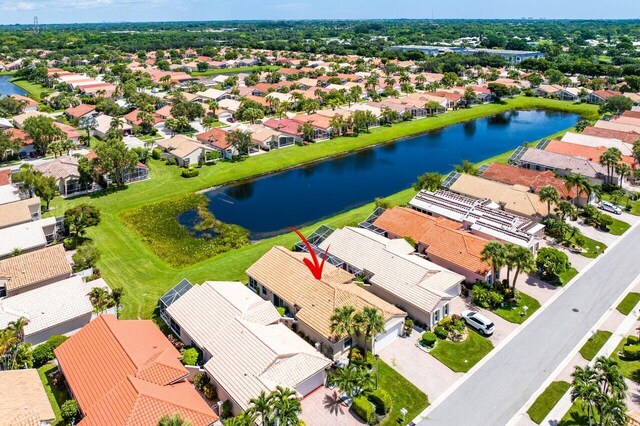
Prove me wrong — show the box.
[627,336,640,346]
[202,382,216,400]
[438,316,452,329]
[276,306,287,317]
[151,148,162,159]
[61,400,79,425]
[368,388,392,415]
[45,335,68,350]
[32,344,54,367]
[181,168,200,178]
[403,318,414,336]
[221,400,233,419]
[421,332,437,348]
[434,325,448,340]
[350,347,364,364]
[353,395,376,424]
[193,373,210,391]
[536,247,570,281]
[181,347,199,365]
[63,237,77,250]
[206,150,221,161]
[598,214,614,230]
[472,284,504,309]
[622,345,640,360]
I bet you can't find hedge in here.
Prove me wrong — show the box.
[368,388,392,415]
[181,168,200,178]
[353,395,376,424]
[32,335,68,367]
[623,345,640,360]
[421,332,437,347]
[181,347,200,365]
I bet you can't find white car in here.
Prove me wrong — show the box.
[461,310,495,336]
[598,201,622,215]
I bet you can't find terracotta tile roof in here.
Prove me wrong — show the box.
[10,94,38,108]
[622,111,640,120]
[54,315,218,426]
[544,140,636,167]
[291,113,333,130]
[0,369,55,425]
[123,109,163,126]
[481,162,576,199]
[373,207,491,275]
[0,245,71,293]
[582,127,640,144]
[64,104,96,119]
[0,197,40,229]
[196,128,230,149]
[54,122,80,140]
[0,169,10,186]
[263,118,302,136]
[246,247,405,341]
[592,89,621,100]
[6,128,33,146]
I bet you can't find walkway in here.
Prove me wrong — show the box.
[417,221,640,426]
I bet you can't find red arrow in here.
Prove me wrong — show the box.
[289,227,330,280]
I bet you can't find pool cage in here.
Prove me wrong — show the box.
[358,207,387,236]
[158,278,193,323]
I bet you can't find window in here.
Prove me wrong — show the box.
[343,337,353,350]
[261,285,267,296]
[433,310,440,323]
[248,277,258,292]
[273,294,285,308]
[443,303,449,317]
[169,318,181,336]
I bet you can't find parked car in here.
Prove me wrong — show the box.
[461,310,495,336]
[598,201,622,215]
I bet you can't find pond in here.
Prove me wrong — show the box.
[0,75,27,97]
[180,110,579,240]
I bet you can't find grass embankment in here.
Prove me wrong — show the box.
[430,330,494,373]
[616,292,640,315]
[493,292,541,324]
[9,77,51,101]
[369,355,430,426]
[557,267,579,286]
[46,97,598,319]
[527,381,571,424]
[191,65,280,76]
[579,330,613,361]
[38,363,71,425]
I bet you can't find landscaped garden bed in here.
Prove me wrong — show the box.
[120,193,249,267]
[430,327,494,373]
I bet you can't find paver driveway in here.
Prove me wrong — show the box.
[300,386,366,426]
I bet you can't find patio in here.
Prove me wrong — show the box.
[300,386,366,426]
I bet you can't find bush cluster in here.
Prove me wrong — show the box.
[353,395,376,424]
[421,332,437,348]
[181,167,200,178]
[623,336,640,360]
[368,389,392,415]
[181,347,200,365]
[32,335,68,367]
[472,283,504,309]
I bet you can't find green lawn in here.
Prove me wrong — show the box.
[430,329,494,373]
[493,292,541,324]
[527,381,571,424]
[191,65,281,76]
[600,192,640,216]
[369,355,430,426]
[37,363,71,425]
[610,335,640,383]
[9,77,51,101]
[616,292,640,315]
[559,400,592,426]
[557,267,579,286]
[606,215,631,236]
[45,97,598,320]
[579,330,613,361]
[565,233,606,259]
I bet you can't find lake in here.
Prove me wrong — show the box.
[181,110,579,240]
[0,75,27,97]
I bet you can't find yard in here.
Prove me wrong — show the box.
[527,381,571,424]
[556,267,579,286]
[565,232,607,259]
[37,363,71,425]
[430,329,494,373]
[10,77,51,101]
[616,292,640,316]
[606,215,631,236]
[610,335,640,382]
[191,65,281,76]
[600,192,640,216]
[369,355,430,426]
[579,330,613,361]
[492,292,541,324]
[44,97,599,320]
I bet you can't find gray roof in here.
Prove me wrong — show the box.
[518,148,607,179]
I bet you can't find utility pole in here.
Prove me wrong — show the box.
[33,16,39,34]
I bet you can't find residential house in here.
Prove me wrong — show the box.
[263,118,303,142]
[316,227,465,327]
[409,190,544,252]
[535,84,563,98]
[0,217,59,259]
[582,127,640,144]
[12,111,54,129]
[36,156,89,196]
[160,280,331,416]
[92,114,133,139]
[11,94,38,113]
[54,315,219,426]
[0,245,72,297]
[195,88,231,103]
[195,128,241,158]
[595,119,640,134]
[246,246,406,359]
[291,114,333,140]
[157,135,215,166]
[0,276,96,345]
[0,369,55,426]
[445,173,548,220]
[543,139,636,169]
[0,197,41,229]
[561,132,634,156]
[64,104,97,120]
[588,90,622,104]
[372,207,493,283]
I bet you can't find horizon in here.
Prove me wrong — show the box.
[1,0,639,26]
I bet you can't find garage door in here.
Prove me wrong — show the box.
[295,370,326,397]
[374,320,403,353]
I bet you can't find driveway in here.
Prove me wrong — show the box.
[379,329,463,402]
[452,297,519,346]
[300,386,366,426]
[420,222,640,425]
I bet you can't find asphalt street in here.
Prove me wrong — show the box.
[421,223,640,426]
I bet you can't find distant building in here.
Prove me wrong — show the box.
[386,45,544,63]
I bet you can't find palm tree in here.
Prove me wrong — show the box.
[571,366,600,426]
[157,414,192,426]
[539,185,560,218]
[355,307,386,358]
[61,139,76,156]
[555,200,577,221]
[599,148,622,185]
[508,246,535,296]
[7,317,29,342]
[481,241,507,284]
[564,173,591,206]
[594,357,627,400]
[270,386,301,426]
[330,364,374,398]
[615,162,631,188]
[330,305,358,346]
[454,160,479,176]
[87,287,113,314]
[414,172,443,192]
[248,390,273,425]
[223,412,255,426]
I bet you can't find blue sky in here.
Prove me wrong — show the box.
[0,0,638,25]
